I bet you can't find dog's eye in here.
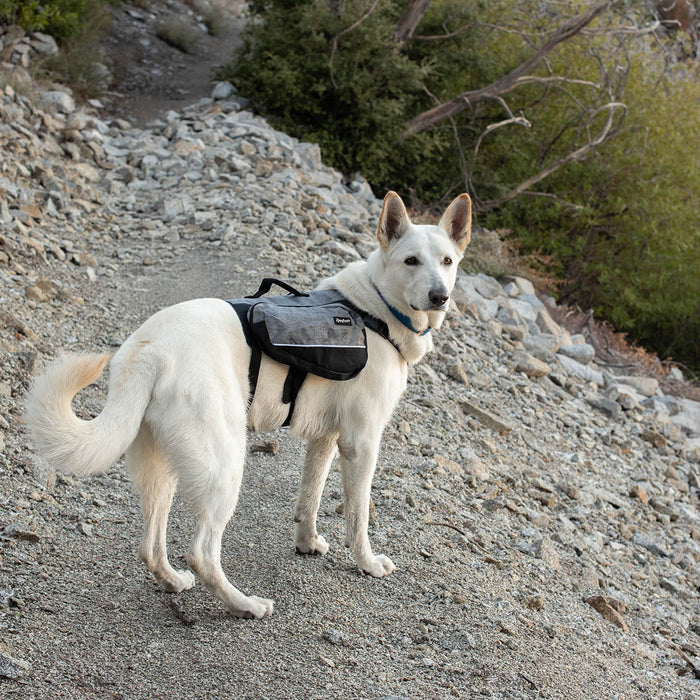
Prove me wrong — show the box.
[443,256,453,265]
[404,256,419,266]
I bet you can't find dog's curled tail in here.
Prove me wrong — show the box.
[25,353,148,476]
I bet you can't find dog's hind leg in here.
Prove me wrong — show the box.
[294,435,337,555]
[128,422,195,593]
[338,431,396,578]
[183,435,274,619]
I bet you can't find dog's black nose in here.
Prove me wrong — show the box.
[428,288,449,307]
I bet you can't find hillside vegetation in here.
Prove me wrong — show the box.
[0,0,101,40]
[219,0,700,374]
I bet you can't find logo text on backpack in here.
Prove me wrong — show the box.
[334,316,352,326]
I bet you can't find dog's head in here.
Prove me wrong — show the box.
[375,191,471,320]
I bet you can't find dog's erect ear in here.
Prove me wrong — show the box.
[377,191,410,250]
[439,193,472,252]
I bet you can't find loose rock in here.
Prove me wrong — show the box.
[585,596,628,632]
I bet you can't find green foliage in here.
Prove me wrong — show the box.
[482,49,700,371]
[0,0,101,42]
[219,0,497,200]
[41,4,112,98]
[1,0,113,98]
[155,16,202,54]
[586,68,700,371]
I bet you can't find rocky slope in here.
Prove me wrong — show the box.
[1,26,700,700]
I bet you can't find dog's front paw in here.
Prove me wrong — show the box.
[359,554,395,578]
[160,569,196,593]
[229,595,274,620]
[295,533,329,556]
[173,569,196,592]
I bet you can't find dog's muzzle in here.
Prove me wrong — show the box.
[411,286,449,311]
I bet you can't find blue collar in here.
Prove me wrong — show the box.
[372,282,432,336]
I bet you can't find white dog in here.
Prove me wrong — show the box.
[25,191,471,619]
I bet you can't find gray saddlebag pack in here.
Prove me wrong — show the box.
[227,279,379,424]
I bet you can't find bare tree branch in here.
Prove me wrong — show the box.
[473,115,532,161]
[469,113,531,207]
[580,20,661,36]
[411,21,541,43]
[477,101,627,212]
[329,0,380,88]
[464,96,531,207]
[411,22,475,42]
[513,75,601,89]
[393,0,433,43]
[404,0,622,136]
[533,45,627,164]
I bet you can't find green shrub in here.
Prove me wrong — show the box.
[155,16,202,54]
[0,0,101,42]
[221,0,493,200]
[585,67,700,371]
[482,51,700,372]
[41,4,112,97]
[1,0,113,98]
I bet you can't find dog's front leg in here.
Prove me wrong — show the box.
[338,433,395,577]
[294,435,338,555]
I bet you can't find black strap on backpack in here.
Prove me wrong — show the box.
[246,277,309,299]
[229,279,310,426]
[342,298,399,354]
[253,279,311,425]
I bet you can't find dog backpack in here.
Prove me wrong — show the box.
[227,278,395,424]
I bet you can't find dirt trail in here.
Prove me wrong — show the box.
[101,0,245,126]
